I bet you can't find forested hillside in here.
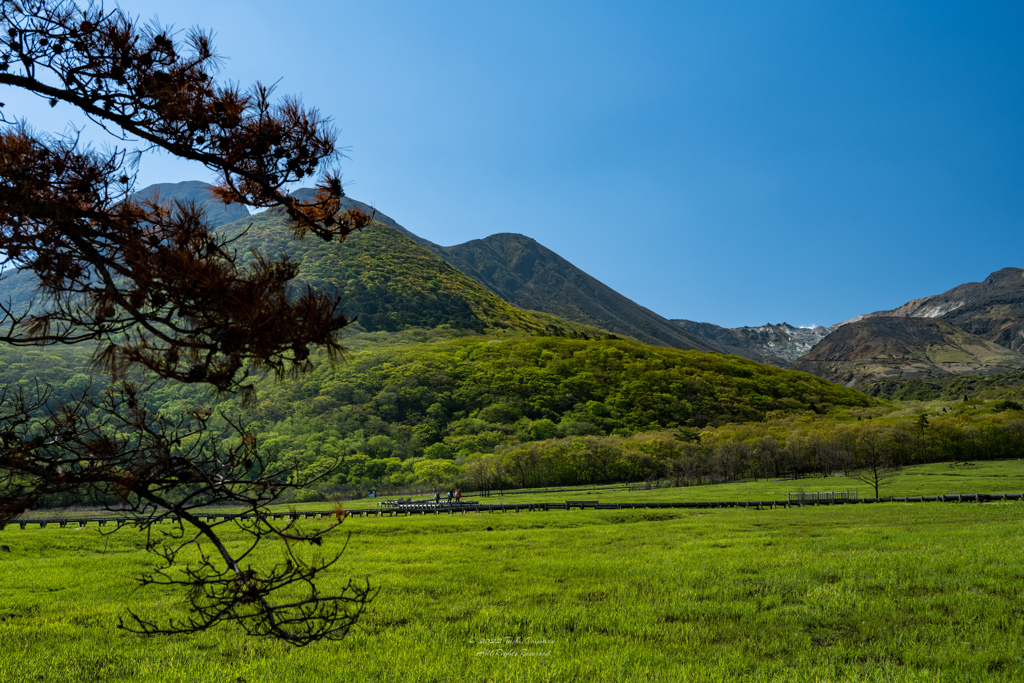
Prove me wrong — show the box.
[244,333,868,448]
[234,333,873,494]
[296,185,719,351]
[0,331,875,497]
[7,183,1022,504]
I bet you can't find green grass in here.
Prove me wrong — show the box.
[2,501,1024,681]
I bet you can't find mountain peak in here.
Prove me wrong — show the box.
[845,267,1024,350]
[671,320,830,366]
[428,232,719,351]
[132,180,249,228]
[281,194,718,351]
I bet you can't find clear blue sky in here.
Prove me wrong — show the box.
[7,1,1024,327]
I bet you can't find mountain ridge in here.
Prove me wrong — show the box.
[671,320,830,367]
[788,316,1024,388]
[428,233,718,352]
[286,187,719,352]
[133,180,250,227]
[840,267,1024,351]
[216,210,595,338]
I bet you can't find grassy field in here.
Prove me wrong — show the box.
[440,459,1024,507]
[282,459,1024,512]
[27,460,1020,520]
[2,492,1024,681]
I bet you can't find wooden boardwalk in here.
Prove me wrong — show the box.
[2,493,1021,530]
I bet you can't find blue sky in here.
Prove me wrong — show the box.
[7,1,1024,327]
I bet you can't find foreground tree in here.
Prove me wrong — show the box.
[0,0,373,645]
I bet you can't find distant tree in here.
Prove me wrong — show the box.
[752,435,782,481]
[462,457,492,495]
[0,0,373,645]
[915,413,930,434]
[412,459,458,488]
[819,427,856,477]
[851,427,902,498]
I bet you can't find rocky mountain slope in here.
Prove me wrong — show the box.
[782,267,1024,391]
[675,267,1024,379]
[788,317,1024,387]
[841,267,1024,351]
[671,320,830,367]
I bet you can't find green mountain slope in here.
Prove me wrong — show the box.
[218,212,592,336]
[217,334,876,467]
[862,369,1024,401]
[0,328,876,497]
[283,187,719,350]
[789,317,1024,388]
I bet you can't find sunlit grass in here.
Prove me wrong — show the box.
[2,501,1023,681]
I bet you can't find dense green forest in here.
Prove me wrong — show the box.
[231,332,868,494]
[3,329,1024,502]
[459,402,1024,494]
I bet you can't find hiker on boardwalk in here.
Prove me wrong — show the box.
[455,489,462,502]
[447,490,453,503]
[434,492,441,504]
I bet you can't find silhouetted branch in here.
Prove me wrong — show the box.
[0,378,373,644]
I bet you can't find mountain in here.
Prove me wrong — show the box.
[217,210,593,337]
[784,267,1024,392]
[788,317,1024,387]
[419,234,718,352]
[0,179,885,495]
[670,320,830,367]
[132,180,250,227]
[841,267,1024,351]
[674,267,1024,377]
[0,181,251,313]
[0,181,596,339]
[283,189,719,351]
